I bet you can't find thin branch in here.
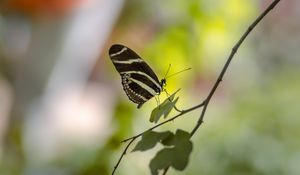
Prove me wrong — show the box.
[112,138,137,175]
[190,0,281,137]
[122,101,205,143]
[173,105,183,113]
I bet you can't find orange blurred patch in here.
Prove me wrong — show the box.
[3,0,84,18]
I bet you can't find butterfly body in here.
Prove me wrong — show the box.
[109,44,165,108]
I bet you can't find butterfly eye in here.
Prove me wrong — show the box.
[161,79,166,87]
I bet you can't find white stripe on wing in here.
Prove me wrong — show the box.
[110,47,128,57]
[129,78,158,96]
[112,58,143,64]
[120,71,161,91]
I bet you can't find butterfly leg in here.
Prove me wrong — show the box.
[157,95,161,108]
[154,96,160,108]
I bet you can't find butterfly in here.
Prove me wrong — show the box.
[109,44,166,108]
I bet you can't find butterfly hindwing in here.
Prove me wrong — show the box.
[109,44,162,108]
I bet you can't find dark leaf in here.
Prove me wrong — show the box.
[132,131,173,152]
[160,132,176,146]
[150,148,174,175]
[171,130,193,170]
[149,129,193,173]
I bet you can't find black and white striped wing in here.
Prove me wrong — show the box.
[109,44,162,108]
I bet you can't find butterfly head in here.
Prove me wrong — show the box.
[160,78,167,88]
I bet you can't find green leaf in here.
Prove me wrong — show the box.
[163,97,179,119]
[150,90,180,123]
[150,148,174,175]
[160,132,176,146]
[161,129,191,146]
[149,129,193,174]
[171,130,193,170]
[174,129,191,142]
[132,131,173,152]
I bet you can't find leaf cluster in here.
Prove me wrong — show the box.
[133,129,193,175]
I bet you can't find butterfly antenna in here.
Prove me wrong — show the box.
[164,64,172,79]
[165,67,191,79]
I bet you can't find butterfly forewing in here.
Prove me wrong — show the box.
[109,44,162,108]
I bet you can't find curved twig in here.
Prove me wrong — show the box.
[190,0,281,137]
[112,138,137,175]
[122,101,205,143]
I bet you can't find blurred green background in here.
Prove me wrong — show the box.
[0,0,299,175]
